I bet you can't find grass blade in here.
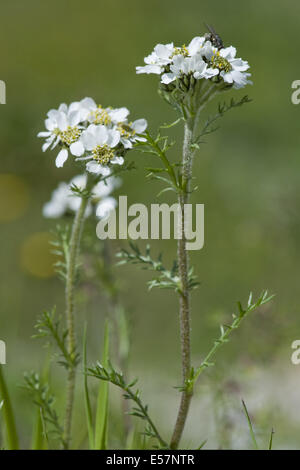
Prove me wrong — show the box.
[0,365,19,449]
[31,353,51,450]
[268,428,274,450]
[31,407,45,450]
[94,319,110,449]
[126,423,148,450]
[197,439,207,449]
[83,323,94,449]
[242,399,259,450]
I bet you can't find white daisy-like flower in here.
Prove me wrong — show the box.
[73,124,122,176]
[205,45,251,89]
[87,105,129,127]
[136,43,175,75]
[116,118,148,149]
[161,54,218,85]
[43,173,120,219]
[38,103,83,168]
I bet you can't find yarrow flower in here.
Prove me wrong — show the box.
[43,173,120,219]
[136,34,251,90]
[38,97,147,174]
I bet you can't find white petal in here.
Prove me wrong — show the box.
[57,113,68,131]
[132,119,147,133]
[109,107,130,123]
[121,138,132,149]
[55,149,68,168]
[68,110,81,127]
[58,103,68,113]
[45,118,56,131]
[111,156,124,166]
[220,46,236,59]
[95,125,109,145]
[154,44,173,60]
[107,129,120,148]
[42,140,52,152]
[70,140,85,157]
[136,65,162,75]
[37,131,51,138]
[80,97,97,109]
[187,36,205,56]
[161,73,176,84]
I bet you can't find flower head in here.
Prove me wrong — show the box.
[43,173,121,219]
[38,98,148,173]
[38,103,83,168]
[205,45,251,89]
[136,34,251,91]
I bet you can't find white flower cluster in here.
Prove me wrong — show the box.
[136,36,251,90]
[38,97,147,175]
[43,173,121,219]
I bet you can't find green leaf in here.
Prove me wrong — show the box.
[0,365,19,449]
[94,320,110,450]
[83,324,94,449]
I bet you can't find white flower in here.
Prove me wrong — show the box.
[116,118,148,149]
[38,103,83,168]
[95,196,117,219]
[137,36,251,90]
[43,173,120,219]
[88,105,130,127]
[43,182,71,218]
[205,45,251,89]
[73,124,122,175]
[39,99,148,172]
[136,43,174,75]
[161,54,218,84]
[69,97,98,121]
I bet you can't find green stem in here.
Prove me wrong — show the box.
[170,117,196,449]
[63,193,89,449]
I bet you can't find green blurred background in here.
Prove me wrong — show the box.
[1,0,300,449]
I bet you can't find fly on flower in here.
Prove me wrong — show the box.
[204,24,224,50]
[38,97,148,174]
[136,32,251,97]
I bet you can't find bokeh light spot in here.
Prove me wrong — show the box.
[0,173,30,222]
[20,232,57,278]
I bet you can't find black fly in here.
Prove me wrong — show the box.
[204,24,224,50]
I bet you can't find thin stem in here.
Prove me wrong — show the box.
[63,193,89,449]
[170,117,196,449]
[145,131,178,188]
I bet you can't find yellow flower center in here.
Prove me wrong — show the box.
[117,122,135,139]
[55,126,81,146]
[90,106,112,126]
[92,144,114,165]
[171,45,189,58]
[210,52,232,73]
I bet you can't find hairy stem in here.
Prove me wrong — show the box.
[170,117,196,449]
[63,194,89,449]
